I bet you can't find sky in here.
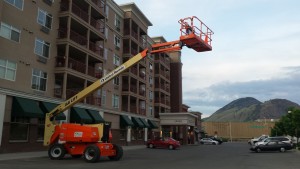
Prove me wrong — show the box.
[113,0,300,117]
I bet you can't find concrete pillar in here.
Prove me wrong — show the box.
[144,128,148,142]
[127,126,131,144]
[0,94,6,146]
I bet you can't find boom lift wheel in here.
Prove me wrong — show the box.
[108,144,123,161]
[83,144,100,163]
[48,144,66,160]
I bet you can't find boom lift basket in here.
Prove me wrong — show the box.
[179,16,214,52]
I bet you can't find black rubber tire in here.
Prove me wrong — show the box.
[212,142,216,145]
[168,145,174,150]
[48,144,66,160]
[108,144,123,161]
[256,148,261,153]
[83,145,100,163]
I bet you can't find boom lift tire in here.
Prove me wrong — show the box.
[48,144,66,160]
[108,144,123,161]
[71,155,82,158]
[83,144,100,163]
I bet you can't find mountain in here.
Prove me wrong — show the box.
[205,97,300,122]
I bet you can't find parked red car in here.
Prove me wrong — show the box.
[147,137,180,150]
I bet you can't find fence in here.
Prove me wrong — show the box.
[202,121,275,141]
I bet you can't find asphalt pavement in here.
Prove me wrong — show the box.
[0,145,145,161]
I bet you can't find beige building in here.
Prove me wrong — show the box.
[0,0,201,153]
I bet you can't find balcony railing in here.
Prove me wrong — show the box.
[90,17,105,34]
[58,28,68,38]
[89,41,104,57]
[88,66,102,78]
[70,30,87,46]
[68,57,86,74]
[131,30,138,40]
[86,96,101,106]
[91,0,105,9]
[139,108,146,115]
[72,3,89,23]
[66,88,82,100]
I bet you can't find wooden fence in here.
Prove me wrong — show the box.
[202,121,275,141]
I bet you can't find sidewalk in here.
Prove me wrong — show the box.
[0,145,145,161]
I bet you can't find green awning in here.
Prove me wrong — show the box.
[148,120,159,129]
[12,97,44,118]
[70,107,93,124]
[39,102,66,120]
[131,117,145,128]
[86,109,105,123]
[139,118,150,128]
[120,115,134,127]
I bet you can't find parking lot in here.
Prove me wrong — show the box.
[0,142,299,169]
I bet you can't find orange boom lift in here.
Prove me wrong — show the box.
[44,16,213,163]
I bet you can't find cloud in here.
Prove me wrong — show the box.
[183,66,300,117]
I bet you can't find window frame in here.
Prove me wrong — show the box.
[0,59,17,81]
[114,35,121,49]
[31,68,48,92]
[9,117,30,142]
[0,22,21,42]
[4,0,24,10]
[112,94,119,108]
[101,90,106,105]
[34,38,50,58]
[113,54,120,66]
[113,76,119,86]
[114,14,121,31]
[37,8,53,29]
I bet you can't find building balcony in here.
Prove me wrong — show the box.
[71,3,89,23]
[70,30,87,46]
[68,57,86,74]
[89,41,104,57]
[87,66,102,79]
[86,96,101,106]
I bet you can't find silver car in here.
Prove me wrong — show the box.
[200,138,219,145]
[255,136,292,146]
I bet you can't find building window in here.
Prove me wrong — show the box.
[113,54,120,66]
[31,68,47,91]
[112,94,119,108]
[101,90,106,105]
[149,91,153,100]
[37,118,45,141]
[0,22,21,42]
[37,9,53,29]
[115,14,121,31]
[149,76,153,85]
[4,0,23,10]
[114,35,121,50]
[149,63,153,71]
[9,117,29,141]
[149,106,153,116]
[34,38,50,58]
[113,76,119,85]
[0,59,17,81]
[119,129,126,140]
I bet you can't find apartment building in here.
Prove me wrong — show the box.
[0,0,201,153]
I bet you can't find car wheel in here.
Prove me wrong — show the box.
[168,145,174,150]
[280,147,286,152]
[149,144,154,149]
[212,142,216,145]
[256,148,261,153]
[48,144,66,160]
[200,142,204,144]
[83,145,100,163]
